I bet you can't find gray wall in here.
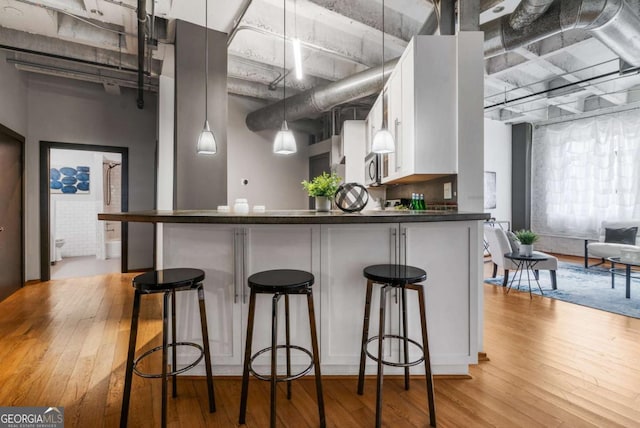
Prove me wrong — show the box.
[175,20,228,209]
[227,95,309,209]
[24,74,157,279]
[511,123,532,231]
[0,51,28,136]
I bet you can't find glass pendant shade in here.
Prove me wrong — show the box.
[197,120,217,154]
[273,120,297,154]
[371,126,395,154]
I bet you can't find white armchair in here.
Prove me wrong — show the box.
[484,226,558,289]
[586,220,640,268]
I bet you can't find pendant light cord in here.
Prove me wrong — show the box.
[204,0,209,122]
[381,0,385,86]
[283,0,287,123]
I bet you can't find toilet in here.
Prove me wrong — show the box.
[55,238,65,262]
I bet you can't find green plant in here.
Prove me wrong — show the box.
[514,229,539,245]
[301,172,342,197]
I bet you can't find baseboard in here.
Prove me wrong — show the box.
[176,373,472,381]
[478,352,490,362]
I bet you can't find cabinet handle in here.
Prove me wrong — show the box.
[233,230,238,304]
[394,118,401,171]
[401,228,407,266]
[390,228,397,264]
[242,229,248,304]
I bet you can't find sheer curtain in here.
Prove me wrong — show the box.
[531,109,640,238]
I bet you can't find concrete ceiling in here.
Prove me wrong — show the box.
[2,0,640,125]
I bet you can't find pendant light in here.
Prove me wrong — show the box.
[197,0,217,155]
[371,0,395,154]
[273,0,297,155]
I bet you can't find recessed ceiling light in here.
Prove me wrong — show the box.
[3,6,23,16]
[492,6,505,13]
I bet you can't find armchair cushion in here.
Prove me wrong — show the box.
[604,227,638,245]
[587,220,640,260]
[506,230,521,253]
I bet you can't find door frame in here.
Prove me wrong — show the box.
[0,124,25,288]
[40,141,129,281]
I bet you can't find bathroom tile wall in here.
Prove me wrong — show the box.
[55,200,99,257]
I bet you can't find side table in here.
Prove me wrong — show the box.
[504,252,550,299]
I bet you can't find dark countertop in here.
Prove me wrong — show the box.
[98,209,490,224]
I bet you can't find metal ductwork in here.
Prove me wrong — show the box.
[484,0,640,66]
[245,58,399,132]
[509,0,556,29]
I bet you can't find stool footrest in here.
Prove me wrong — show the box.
[249,345,314,382]
[133,342,205,379]
[365,334,425,368]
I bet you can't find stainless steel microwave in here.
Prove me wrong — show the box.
[364,152,381,186]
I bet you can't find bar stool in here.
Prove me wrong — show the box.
[239,269,325,428]
[357,264,436,428]
[120,268,215,428]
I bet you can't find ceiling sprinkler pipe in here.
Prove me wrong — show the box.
[137,0,146,109]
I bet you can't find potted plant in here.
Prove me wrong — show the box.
[514,229,539,257]
[301,172,342,212]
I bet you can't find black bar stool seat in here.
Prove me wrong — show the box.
[120,268,216,428]
[239,269,325,428]
[358,264,436,428]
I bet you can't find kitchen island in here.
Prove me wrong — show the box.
[99,210,489,376]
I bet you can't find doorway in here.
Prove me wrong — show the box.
[40,142,128,281]
[0,124,24,302]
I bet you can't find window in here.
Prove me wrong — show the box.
[531,109,640,237]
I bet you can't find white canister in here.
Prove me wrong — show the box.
[234,198,249,214]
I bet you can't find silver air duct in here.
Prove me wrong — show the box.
[509,0,556,30]
[484,0,640,67]
[246,58,399,132]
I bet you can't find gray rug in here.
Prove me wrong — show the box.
[484,262,640,318]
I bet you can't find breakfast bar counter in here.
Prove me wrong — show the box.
[99,209,489,376]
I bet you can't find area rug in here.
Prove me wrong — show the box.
[484,262,640,319]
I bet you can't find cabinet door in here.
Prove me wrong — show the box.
[320,224,400,369]
[243,225,321,369]
[367,96,382,155]
[400,50,415,175]
[163,224,243,368]
[400,222,479,374]
[384,68,403,181]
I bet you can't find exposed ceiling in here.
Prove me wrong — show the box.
[2,0,640,127]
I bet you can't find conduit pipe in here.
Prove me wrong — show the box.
[245,58,398,132]
[483,0,640,67]
[137,0,146,109]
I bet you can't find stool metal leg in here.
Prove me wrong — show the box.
[161,292,170,428]
[197,285,216,413]
[171,289,177,398]
[401,285,410,390]
[285,294,292,400]
[270,293,280,428]
[307,290,326,428]
[239,290,257,425]
[357,279,374,395]
[120,289,141,428]
[411,283,436,427]
[375,284,389,428]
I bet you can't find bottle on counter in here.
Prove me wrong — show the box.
[419,194,426,210]
[410,193,417,210]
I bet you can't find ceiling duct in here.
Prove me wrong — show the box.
[245,58,398,132]
[508,0,556,29]
[484,0,640,67]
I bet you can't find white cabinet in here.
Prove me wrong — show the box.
[320,224,400,371]
[163,223,320,375]
[163,224,243,367]
[243,225,321,369]
[366,96,382,154]
[401,222,479,373]
[381,36,458,184]
[383,65,404,182]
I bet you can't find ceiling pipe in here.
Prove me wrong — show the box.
[136,0,146,109]
[483,0,640,67]
[246,58,398,132]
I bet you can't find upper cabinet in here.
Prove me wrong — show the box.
[371,36,462,184]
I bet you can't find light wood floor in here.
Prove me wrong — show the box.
[1,257,639,427]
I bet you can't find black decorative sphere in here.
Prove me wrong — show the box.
[334,183,369,213]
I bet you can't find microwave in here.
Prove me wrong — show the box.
[364,152,381,186]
